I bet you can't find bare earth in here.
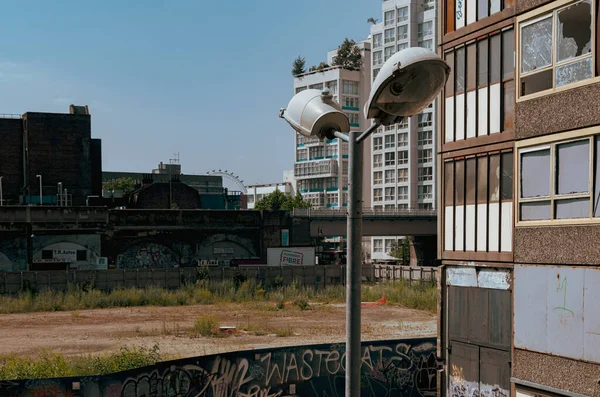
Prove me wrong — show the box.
[0,304,436,359]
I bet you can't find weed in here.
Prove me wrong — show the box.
[191,316,220,337]
[274,328,293,337]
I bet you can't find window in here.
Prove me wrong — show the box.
[384,46,394,61]
[399,203,408,209]
[295,86,307,93]
[326,80,338,95]
[424,0,435,11]
[342,80,359,95]
[397,7,408,22]
[397,132,408,147]
[519,136,597,221]
[398,168,408,182]
[374,51,383,65]
[385,134,396,148]
[398,186,408,200]
[447,0,504,34]
[418,185,433,199]
[419,203,433,209]
[419,167,433,181]
[384,28,395,44]
[418,21,433,39]
[397,43,408,52]
[385,10,395,25]
[373,137,383,150]
[518,0,594,98]
[418,112,433,128]
[385,239,394,253]
[398,150,409,164]
[385,125,395,132]
[373,171,383,184]
[77,250,87,261]
[385,169,396,184]
[418,149,433,164]
[398,25,408,40]
[325,145,338,158]
[418,130,433,145]
[374,239,383,252]
[374,154,383,167]
[398,119,408,129]
[327,192,339,205]
[385,152,396,166]
[385,204,396,211]
[296,149,308,161]
[344,97,359,109]
[346,113,359,125]
[374,188,383,202]
[373,33,383,49]
[309,83,323,90]
[418,39,433,49]
[373,68,380,80]
[385,187,396,201]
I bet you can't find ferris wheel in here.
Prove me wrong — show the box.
[207,170,247,194]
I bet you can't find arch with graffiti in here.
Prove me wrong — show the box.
[116,241,182,269]
[195,233,257,261]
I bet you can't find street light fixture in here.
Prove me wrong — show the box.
[279,47,449,396]
[36,175,42,206]
[58,182,63,206]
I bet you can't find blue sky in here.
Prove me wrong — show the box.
[0,0,381,185]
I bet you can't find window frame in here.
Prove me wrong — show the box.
[516,0,598,102]
[516,125,600,225]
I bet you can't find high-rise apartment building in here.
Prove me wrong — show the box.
[292,40,372,209]
[369,0,437,262]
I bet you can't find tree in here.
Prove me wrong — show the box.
[367,17,379,25]
[292,55,306,76]
[389,237,411,265]
[103,177,135,195]
[309,62,330,72]
[332,38,363,71]
[254,190,311,211]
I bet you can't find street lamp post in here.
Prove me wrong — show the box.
[58,182,63,206]
[36,175,42,206]
[0,176,3,206]
[279,48,449,396]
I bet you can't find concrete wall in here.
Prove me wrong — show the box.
[0,265,437,295]
[5,338,437,397]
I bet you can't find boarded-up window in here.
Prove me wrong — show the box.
[445,161,455,206]
[478,39,489,87]
[489,154,501,202]
[446,51,455,97]
[456,160,466,205]
[456,47,466,93]
[466,158,477,204]
[467,43,477,91]
[501,152,513,200]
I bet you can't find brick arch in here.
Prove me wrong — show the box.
[195,233,257,260]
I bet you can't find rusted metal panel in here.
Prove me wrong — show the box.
[480,348,511,397]
[448,286,471,341]
[447,267,478,287]
[468,287,490,346]
[448,341,480,396]
[489,289,512,350]
[446,266,511,290]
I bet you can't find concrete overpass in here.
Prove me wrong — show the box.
[291,208,437,236]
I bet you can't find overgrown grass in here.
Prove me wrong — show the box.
[0,345,164,381]
[0,278,437,314]
[190,316,220,337]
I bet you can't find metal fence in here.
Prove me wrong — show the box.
[0,265,437,295]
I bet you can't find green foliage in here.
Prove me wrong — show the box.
[389,237,411,265]
[254,190,311,211]
[332,38,363,71]
[0,345,163,380]
[191,316,220,337]
[309,62,330,72]
[102,177,136,195]
[292,55,306,76]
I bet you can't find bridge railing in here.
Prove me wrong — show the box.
[292,207,437,218]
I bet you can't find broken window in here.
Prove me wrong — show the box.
[519,0,594,97]
[501,152,513,200]
[456,47,466,93]
[489,154,501,202]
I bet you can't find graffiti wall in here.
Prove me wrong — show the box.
[3,338,437,397]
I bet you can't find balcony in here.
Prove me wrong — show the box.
[294,159,338,179]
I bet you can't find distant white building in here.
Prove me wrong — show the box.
[245,182,294,209]
[369,0,436,262]
[292,40,372,209]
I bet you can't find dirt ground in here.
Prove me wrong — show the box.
[0,303,436,359]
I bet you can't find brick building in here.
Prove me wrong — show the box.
[0,105,101,206]
[129,175,202,209]
[437,0,600,394]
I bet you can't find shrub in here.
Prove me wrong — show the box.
[191,316,220,337]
